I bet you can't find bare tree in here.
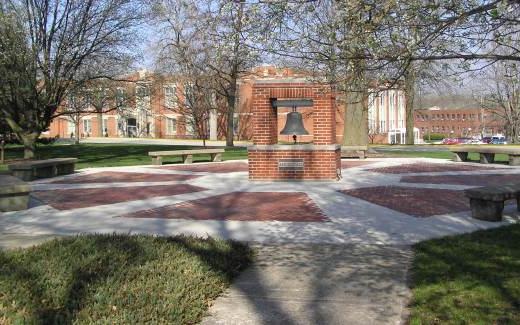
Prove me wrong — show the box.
[264,0,520,145]
[154,0,263,147]
[0,0,143,158]
[480,62,520,143]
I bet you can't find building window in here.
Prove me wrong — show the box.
[164,85,177,108]
[379,92,386,132]
[389,91,395,129]
[102,118,108,136]
[83,119,92,135]
[116,88,126,107]
[166,117,177,135]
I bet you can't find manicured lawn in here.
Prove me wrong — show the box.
[409,224,520,324]
[0,143,248,171]
[0,234,252,324]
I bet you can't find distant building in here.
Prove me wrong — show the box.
[48,66,411,144]
[414,106,505,139]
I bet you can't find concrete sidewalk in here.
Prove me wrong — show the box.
[202,243,412,325]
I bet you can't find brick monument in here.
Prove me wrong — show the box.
[248,80,341,181]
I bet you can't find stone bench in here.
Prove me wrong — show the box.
[8,158,78,181]
[464,184,520,221]
[148,149,225,165]
[451,146,520,165]
[0,175,31,211]
[341,146,368,159]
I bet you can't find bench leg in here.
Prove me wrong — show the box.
[510,155,520,166]
[211,153,222,162]
[11,170,33,182]
[152,157,162,165]
[480,153,495,164]
[56,163,75,175]
[469,198,504,222]
[183,155,193,164]
[453,152,468,162]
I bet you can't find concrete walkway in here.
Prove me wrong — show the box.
[202,244,412,325]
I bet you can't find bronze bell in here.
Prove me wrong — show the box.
[280,108,309,135]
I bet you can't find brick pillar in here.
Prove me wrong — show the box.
[312,87,335,145]
[252,87,277,145]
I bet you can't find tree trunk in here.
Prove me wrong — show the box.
[21,132,39,159]
[342,72,368,146]
[405,66,416,145]
[75,121,80,145]
[226,84,236,147]
[97,111,103,137]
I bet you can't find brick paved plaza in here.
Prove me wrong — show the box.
[2,157,517,244]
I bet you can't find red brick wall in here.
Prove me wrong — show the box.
[249,82,340,181]
[248,148,341,180]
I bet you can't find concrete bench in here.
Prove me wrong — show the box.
[341,146,368,159]
[8,158,77,181]
[451,146,520,165]
[0,175,31,211]
[464,184,520,221]
[148,149,225,165]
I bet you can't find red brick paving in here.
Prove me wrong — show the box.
[51,172,199,184]
[153,161,249,173]
[33,185,207,210]
[340,186,470,217]
[401,174,520,187]
[341,160,379,169]
[368,163,503,174]
[120,192,328,222]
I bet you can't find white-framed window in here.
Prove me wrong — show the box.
[389,90,395,130]
[116,88,126,107]
[368,92,376,132]
[166,117,177,135]
[164,85,177,108]
[397,91,405,128]
[379,92,386,132]
[83,119,92,135]
[186,117,194,135]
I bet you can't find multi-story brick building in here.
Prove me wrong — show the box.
[414,106,505,139]
[48,66,413,144]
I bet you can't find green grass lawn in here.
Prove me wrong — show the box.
[0,234,253,324]
[409,224,520,324]
[0,143,248,171]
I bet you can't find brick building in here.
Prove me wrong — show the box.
[414,106,505,139]
[48,66,411,144]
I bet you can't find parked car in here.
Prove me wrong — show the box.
[441,138,457,145]
[491,136,507,145]
[482,137,492,144]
